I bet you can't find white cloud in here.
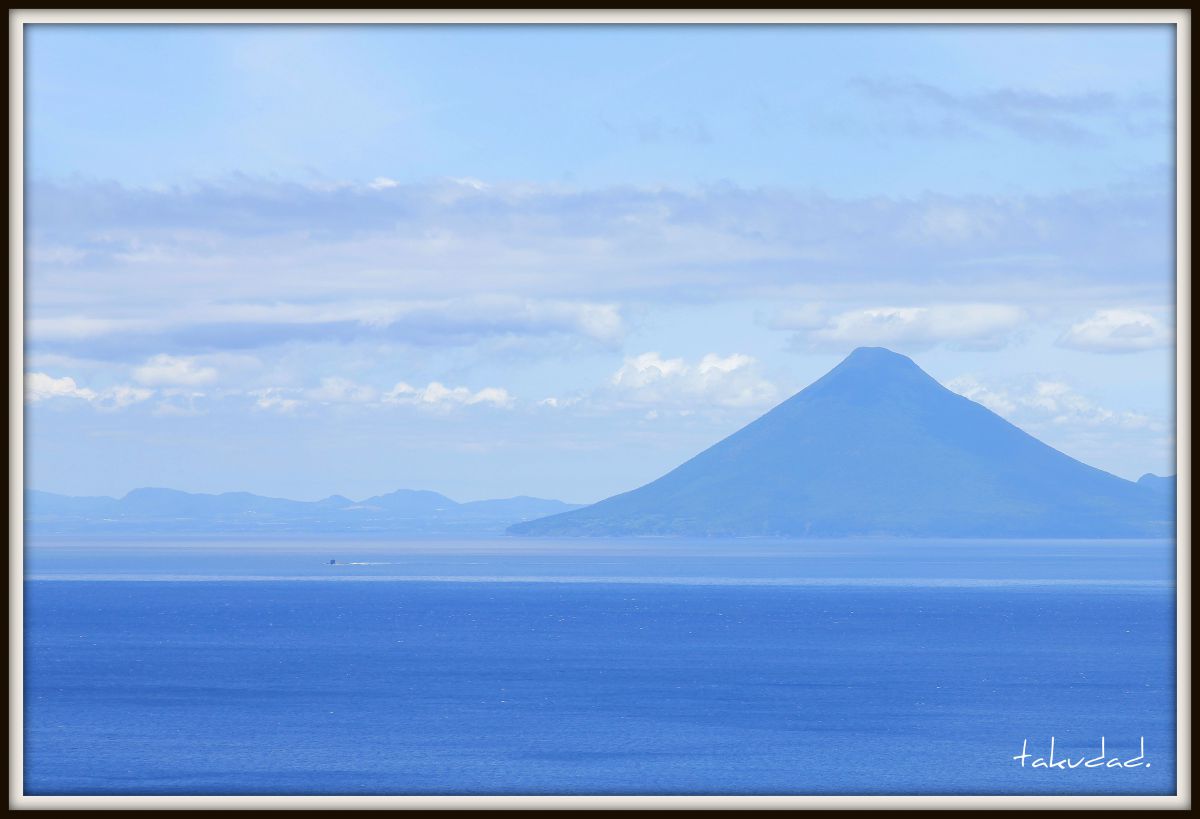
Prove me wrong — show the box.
[25,373,97,403]
[27,316,159,341]
[132,354,219,386]
[27,296,626,352]
[152,391,207,417]
[383,381,514,410]
[698,352,755,375]
[100,385,156,409]
[239,377,519,414]
[305,377,378,404]
[250,387,302,414]
[1024,381,1154,428]
[610,352,688,389]
[448,176,488,191]
[945,372,1168,479]
[943,375,1017,416]
[25,372,153,410]
[1057,309,1174,353]
[609,352,778,409]
[946,375,1155,430]
[849,77,1164,145]
[26,177,1173,358]
[467,387,515,408]
[804,304,1027,350]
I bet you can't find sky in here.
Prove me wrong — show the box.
[23,23,1178,503]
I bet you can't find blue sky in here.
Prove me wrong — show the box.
[23,23,1178,503]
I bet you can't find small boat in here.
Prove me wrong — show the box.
[329,559,337,565]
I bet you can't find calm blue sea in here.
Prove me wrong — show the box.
[23,538,1177,795]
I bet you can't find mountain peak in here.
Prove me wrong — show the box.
[845,346,913,363]
[786,346,940,410]
[835,347,926,378]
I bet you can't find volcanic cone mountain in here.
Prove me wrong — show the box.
[509,347,1173,538]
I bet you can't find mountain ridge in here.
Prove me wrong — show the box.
[25,487,582,536]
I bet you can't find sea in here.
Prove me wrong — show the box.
[22,537,1177,796]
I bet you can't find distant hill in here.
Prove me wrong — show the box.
[1137,473,1177,496]
[25,488,582,536]
[510,347,1174,538]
